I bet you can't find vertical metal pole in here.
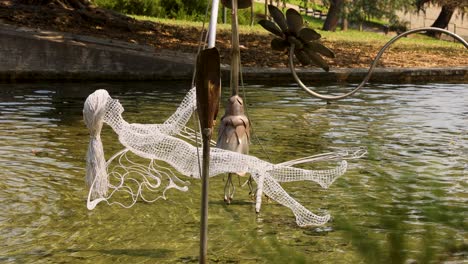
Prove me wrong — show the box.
[199,128,211,264]
[195,47,221,264]
[231,0,240,96]
[200,1,220,261]
[208,0,220,48]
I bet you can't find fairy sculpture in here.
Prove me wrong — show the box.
[84,86,364,226]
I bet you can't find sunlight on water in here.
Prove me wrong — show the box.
[0,82,466,263]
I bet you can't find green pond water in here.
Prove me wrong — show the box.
[0,82,466,263]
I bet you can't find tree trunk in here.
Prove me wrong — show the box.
[251,4,254,26]
[222,6,227,23]
[341,2,348,31]
[427,4,456,38]
[322,0,343,32]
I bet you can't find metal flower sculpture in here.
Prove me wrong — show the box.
[259,5,335,71]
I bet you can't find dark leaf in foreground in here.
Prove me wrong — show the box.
[305,42,335,58]
[286,9,303,35]
[259,19,283,37]
[298,28,321,42]
[271,38,289,51]
[268,5,288,32]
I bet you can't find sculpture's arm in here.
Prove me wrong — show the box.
[160,87,197,135]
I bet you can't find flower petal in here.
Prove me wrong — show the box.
[287,36,303,50]
[268,5,288,32]
[271,38,289,51]
[259,19,283,37]
[304,48,330,71]
[298,28,321,42]
[305,42,335,58]
[294,49,310,66]
[286,8,303,35]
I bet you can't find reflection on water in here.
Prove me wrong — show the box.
[0,82,466,263]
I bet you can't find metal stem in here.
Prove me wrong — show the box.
[199,127,212,264]
[208,0,220,48]
[289,27,468,101]
[231,0,240,96]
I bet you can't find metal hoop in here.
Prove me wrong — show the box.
[289,27,468,101]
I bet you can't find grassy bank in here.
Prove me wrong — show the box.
[133,14,464,50]
[3,0,464,69]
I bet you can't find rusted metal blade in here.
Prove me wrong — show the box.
[259,19,284,37]
[298,27,321,41]
[195,47,221,132]
[286,8,303,35]
[303,46,330,71]
[295,48,311,66]
[305,42,335,58]
[271,38,289,51]
[268,4,287,32]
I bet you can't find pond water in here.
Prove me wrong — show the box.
[0,82,466,263]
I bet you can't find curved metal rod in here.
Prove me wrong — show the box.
[289,27,468,101]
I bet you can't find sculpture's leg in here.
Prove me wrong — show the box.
[255,172,265,213]
[269,160,347,188]
[224,173,235,204]
[247,176,255,199]
[252,172,330,226]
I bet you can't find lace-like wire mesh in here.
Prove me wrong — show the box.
[84,87,365,226]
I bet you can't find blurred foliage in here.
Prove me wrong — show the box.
[333,164,467,264]
[416,0,468,12]
[93,0,163,17]
[93,0,266,24]
[93,0,164,17]
[159,0,208,20]
[346,0,412,22]
[93,0,209,20]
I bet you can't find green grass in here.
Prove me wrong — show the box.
[326,29,464,48]
[131,15,268,34]
[133,11,465,50]
[287,0,327,11]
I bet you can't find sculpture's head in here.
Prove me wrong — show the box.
[226,95,245,116]
[83,89,110,133]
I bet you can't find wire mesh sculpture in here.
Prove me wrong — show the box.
[83,86,365,226]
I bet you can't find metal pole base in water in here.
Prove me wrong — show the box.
[199,128,212,264]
